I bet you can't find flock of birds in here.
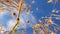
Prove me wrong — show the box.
[0,0,60,34]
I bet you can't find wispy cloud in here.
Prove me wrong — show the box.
[7,19,16,30]
[0,11,6,17]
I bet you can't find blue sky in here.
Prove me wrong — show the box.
[0,0,60,34]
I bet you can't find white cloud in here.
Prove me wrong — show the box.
[0,10,9,18]
[19,17,26,29]
[7,17,26,31]
[32,0,35,4]
[52,9,55,12]
[0,11,6,17]
[7,19,16,30]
